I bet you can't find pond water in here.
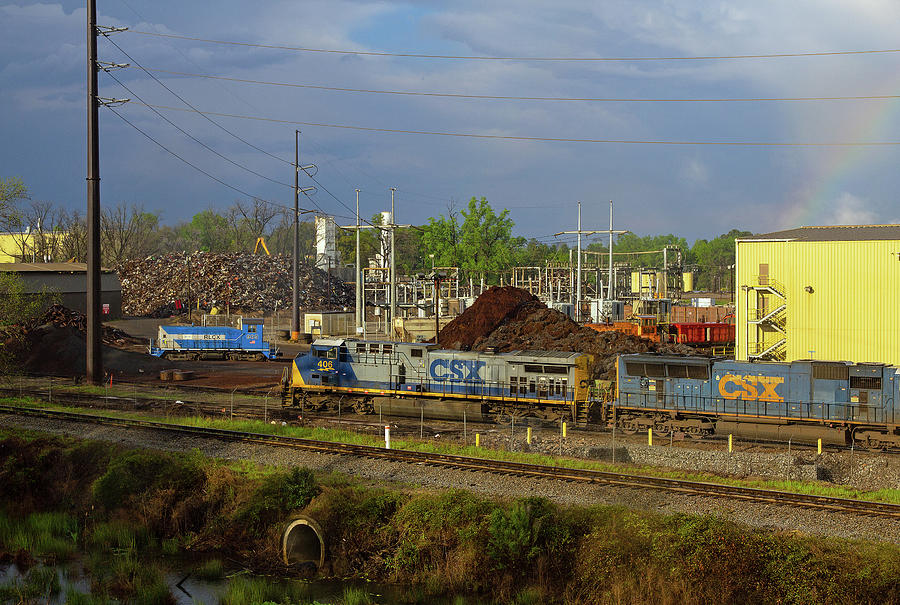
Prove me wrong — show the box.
[0,561,474,604]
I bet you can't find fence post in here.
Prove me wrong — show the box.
[463,408,467,445]
[648,427,653,447]
[526,426,532,445]
[230,388,236,420]
[475,433,480,448]
[817,438,822,455]
[728,433,733,454]
[384,425,391,449]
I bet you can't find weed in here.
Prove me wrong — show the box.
[222,575,312,605]
[342,585,375,605]
[194,557,225,580]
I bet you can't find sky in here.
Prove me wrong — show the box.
[1,1,899,247]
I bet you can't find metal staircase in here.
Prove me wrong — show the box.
[746,277,787,361]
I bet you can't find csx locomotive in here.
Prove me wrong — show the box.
[282,339,900,448]
[608,353,900,449]
[280,338,594,424]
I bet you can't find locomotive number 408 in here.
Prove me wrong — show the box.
[317,360,335,371]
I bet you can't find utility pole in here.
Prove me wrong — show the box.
[355,189,362,333]
[290,130,316,339]
[86,0,101,383]
[555,202,608,322]
[389,187,397,339]
[291,130,300,340]
[606,200,627,300]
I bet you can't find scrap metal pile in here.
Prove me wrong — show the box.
[118,252,353,317]
[438,286,694,380]
[1,303,136,347]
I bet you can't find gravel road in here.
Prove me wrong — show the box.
[2,413,898,545]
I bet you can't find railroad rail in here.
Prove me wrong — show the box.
[1,404,898,520]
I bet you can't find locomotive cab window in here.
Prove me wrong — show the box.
[326,348,337,359]
[411,348,423,358]
[544,365,567,375]
[523,364,543,374]
[356,343,366,353]
[247,325,257,333]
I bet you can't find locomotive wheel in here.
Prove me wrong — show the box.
[352,399,374,415]
[652,424,670,437]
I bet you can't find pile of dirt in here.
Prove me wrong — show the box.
[437,286,539,350]
[1,304,164,377]
[437,287,695,380]
[118,252,353,317]
[16,324,172,377]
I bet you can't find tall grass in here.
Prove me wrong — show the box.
[0,510,77,560]
[222,575,313,605]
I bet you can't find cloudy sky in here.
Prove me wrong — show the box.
[2,1,899,246]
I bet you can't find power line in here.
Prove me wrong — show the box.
[133,66,900,103]
[129,101,900,147]
[103,70,295,190]
[102,33,296,168]
[105,106,316,216]
[128,30,900,62]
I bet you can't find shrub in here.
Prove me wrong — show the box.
[92,449,204,510]
[237,467,320,534]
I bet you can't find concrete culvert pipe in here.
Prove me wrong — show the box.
[281,516,325,570]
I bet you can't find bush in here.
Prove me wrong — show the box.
[92,449,204,510]
[237,467,320,534]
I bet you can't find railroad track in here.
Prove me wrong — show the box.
[1,404,898,520]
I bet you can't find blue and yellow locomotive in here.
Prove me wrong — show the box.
[281,338,594,423]
[607,354,900,449]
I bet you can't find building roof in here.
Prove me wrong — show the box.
[738,224,900,242]
[0,262,116,273]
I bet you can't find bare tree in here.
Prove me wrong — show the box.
[59,209,87,262]
[101,203,160,266]
[225,198,278,253]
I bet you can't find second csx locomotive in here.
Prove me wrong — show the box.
[281,338,594,424]
[606,353,900,449]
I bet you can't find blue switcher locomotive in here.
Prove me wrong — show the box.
[607,354,900,449]
[281,338,594,423]
[150,317,279,361]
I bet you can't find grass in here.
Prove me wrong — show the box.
[221,575,315,605]
[0,510,78,560]
[194,557,225,580]
[4,395,899,506]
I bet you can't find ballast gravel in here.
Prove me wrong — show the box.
[2,413,899,546]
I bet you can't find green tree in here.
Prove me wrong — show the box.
[690,228,752,291]
[337,213,383,269]
[0,176,28,225]
[458,197,516,282]
[420,205,462,270]
[178,209,231,252]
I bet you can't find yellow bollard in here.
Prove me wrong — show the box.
[526,426,532,445]
[475,433,480,448]
[728,433,733,453]
[648,427,653,446]
[817,438,822,455]
[562,422,567,438]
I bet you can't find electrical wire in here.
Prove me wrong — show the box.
[128,30,900,62]
[103,70,295,190]
[104,105,317,216]
[127,101,900,146]
[103,36,400,231]
[132,66,900,103]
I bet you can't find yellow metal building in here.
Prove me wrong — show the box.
[735,225,900,365]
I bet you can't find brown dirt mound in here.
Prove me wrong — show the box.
[17,324,173,377]
[437,286,539,349]
[438,287,696,379]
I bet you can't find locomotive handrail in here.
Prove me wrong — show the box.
[617,391,887,424]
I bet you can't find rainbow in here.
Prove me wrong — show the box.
[778,84,900,228]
